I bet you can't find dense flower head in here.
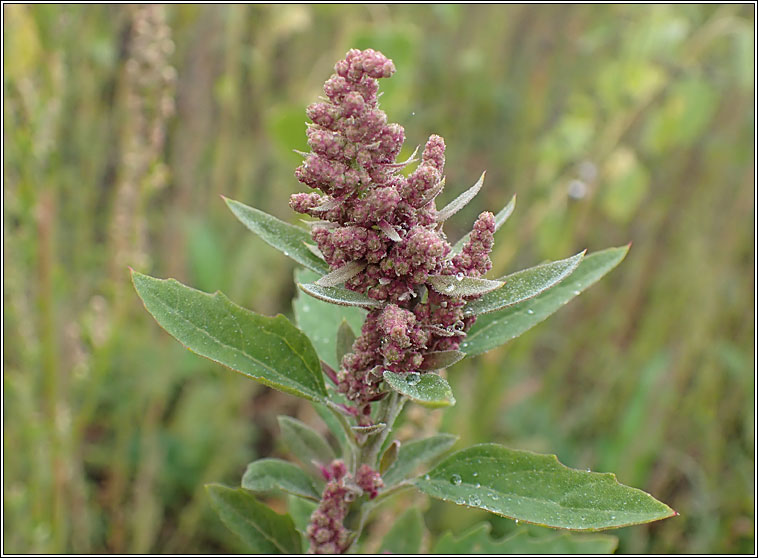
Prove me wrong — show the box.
[307,460,383,554]
[291,48,496,418]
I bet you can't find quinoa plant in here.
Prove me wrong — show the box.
[132,49,675,554]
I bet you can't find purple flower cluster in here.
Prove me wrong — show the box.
[307,460,383,554]
[290,49,496,421]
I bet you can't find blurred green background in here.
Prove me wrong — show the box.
[3,4,754,554]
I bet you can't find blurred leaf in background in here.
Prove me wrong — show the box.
[3,3,754,554]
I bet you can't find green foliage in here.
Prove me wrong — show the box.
[433,523,618,554]
[383,371,456,408]
[378,508,426,554]
[224,197,330,275]
[464,250,586,316]
[242,458,323,501]
[462,246,630,356]
[293,269,367,371]
[3,4,752,555]
[206,485,301,554]
[382,434,459,487]
[131,272,327,402]
[277,416,337,473]
[415,444,675,530]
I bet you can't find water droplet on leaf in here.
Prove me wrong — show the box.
[526,309,534,315]
[406,372,421,386]
[455,272,464,281]
[450,473,462,486]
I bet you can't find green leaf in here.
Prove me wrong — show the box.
[315,260,366,287]
[420,350,465,371]
[131,272,326,401]
[461,245,629,356]
[433,523,618,554]
[298,282,382,309]
[383,434,458,487]
[242,458,322,501]
[312,402,349,452]
[414,444,676,530]
[427,275,504,297]
[224,197,329,275]
[293,269,366,371]
[379,440,401,475]
[287,494,318,542]
[278,416,336,473]
[464,250,585,316]
[206,484,301,554]
[336,320,356,365]
[437,171,486,222]
[378,508,426,554]
[383,371,456,408]
[451,193,516,255]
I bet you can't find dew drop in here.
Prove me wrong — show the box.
[514,519,520,525]
[474,482,481,489]
[423,473,430,481]
[526,309,535,315]
[490,493,499,501]
[472,472,478,477]
[450,474,462,486]
[469,496,482,506]
[573,290,581,295]
[586,468,591,472]
[455,497,465,505]
[283,251,289,257]
[406,372,421,386]
[445,284,455,293]
[455,272,464,281]
[611,515,616,520]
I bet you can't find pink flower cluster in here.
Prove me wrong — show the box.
[307,460,383,554]
[290,48,496,416]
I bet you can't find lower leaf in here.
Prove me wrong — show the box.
[413,443,676,531]
[206,484,301,554]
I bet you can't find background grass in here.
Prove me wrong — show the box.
[3,4,754,554]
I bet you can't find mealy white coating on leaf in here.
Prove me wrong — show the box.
[315,260,367,287]
[463,250,586,316]
[427,275,504,297]
[298,282,383,308]
[437,171,486,222]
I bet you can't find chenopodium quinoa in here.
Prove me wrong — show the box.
[132,49,676,554]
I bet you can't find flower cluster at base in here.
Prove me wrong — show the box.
[307,460,383,554]
[290,49,495,422]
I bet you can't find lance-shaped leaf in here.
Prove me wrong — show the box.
[414,443,676,531]
[383,371,456,408]
[336,320,356,365]
[293,269,366,371]
[427,275,504,298]
[378,508,426,554]
[278,416,336,474]
[383,434,458,486]
[315,260,366,287]
[463,250,586,316]
[224,197,329,275]
[242,458,322,501]
[379,440,401,475]
[206,484,301,554]
[420,350,465,371]
[432,523,618,554]
[378,219,402,242]
[131,272,326,402]
[298,282,382,309]
[451,193,516,255]
[461,245,629,356]
[437,171,486,222]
